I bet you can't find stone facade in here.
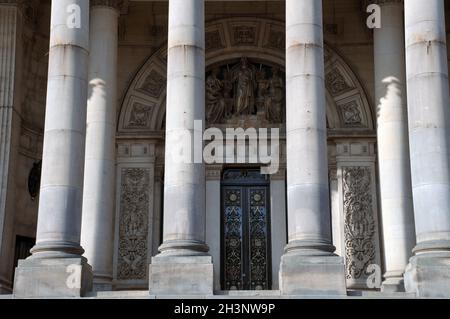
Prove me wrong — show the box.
[0,0,449,298]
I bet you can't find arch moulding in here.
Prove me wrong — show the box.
[117,17,374,136]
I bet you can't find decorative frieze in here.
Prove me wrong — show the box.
[117,142,155,159]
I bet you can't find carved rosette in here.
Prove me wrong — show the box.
[342,167,376,282]
[117,168,151,280]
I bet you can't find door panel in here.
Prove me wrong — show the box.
[247,187,270,290]
[221,169,271,290]
[222,187,244,290]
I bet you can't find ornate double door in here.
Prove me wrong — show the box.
[221,169,271,290]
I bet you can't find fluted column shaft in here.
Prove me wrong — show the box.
[374,0,416,292]
[81,1,119,290]
[405,0,450,254]
[159,0,207,256]
[285,0,333,254]
[31,0,90,258]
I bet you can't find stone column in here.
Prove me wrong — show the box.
[270,168,287,290]
[0,1,20,294]
[148,0,213,296]
[374,0,416,292]
[403,0,450,298]
[80,0,119,292]
[13,0,92,298]
[280,0,346,296]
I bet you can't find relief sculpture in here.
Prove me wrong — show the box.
[206,57,284,124]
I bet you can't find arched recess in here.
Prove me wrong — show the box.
[114,18,380,292]
[117,17,374,135]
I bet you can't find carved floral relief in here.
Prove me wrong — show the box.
[342,167,376,281]
[117,168,151,280]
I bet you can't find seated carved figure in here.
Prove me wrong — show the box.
[265,67,283,123]
[206,68,227,124]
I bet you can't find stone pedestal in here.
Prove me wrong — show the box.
[404,252,450,298]
[279,253,346,296]
[149,256,213,296]
[13,257,92,298]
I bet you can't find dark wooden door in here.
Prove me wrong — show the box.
[221,169,271,290]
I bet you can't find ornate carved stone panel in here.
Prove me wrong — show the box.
[232,25,257,46]
[342,166,377,285]
[263,24,285,51]
[137,70,165,99]
[117,168,151,281]
[340,101,363,127]
[127,102,153,128]
[326,67,354,97]
[206,25,226,52]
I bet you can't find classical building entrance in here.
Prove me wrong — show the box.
[221,169,271,290]
[114,17,379,291]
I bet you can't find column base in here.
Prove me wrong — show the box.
[149,255,213,296]
[381,276,405,293]
[279,252,347,296]
[404,252,450,298]
[13,257,92,298]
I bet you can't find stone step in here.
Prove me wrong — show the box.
[83,290,417,299]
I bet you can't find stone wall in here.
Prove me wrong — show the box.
[13,2,50,243]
